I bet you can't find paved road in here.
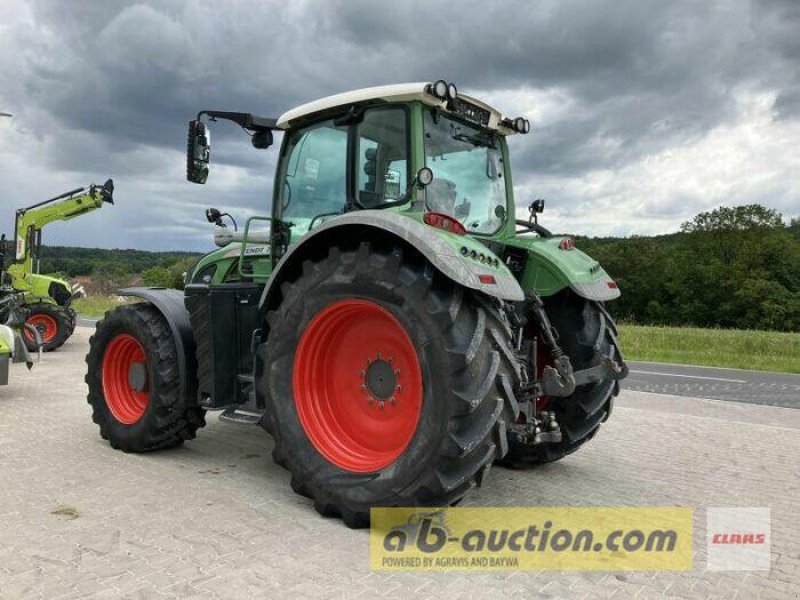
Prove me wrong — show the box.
[625,361,800,409]
[0,327,797,599]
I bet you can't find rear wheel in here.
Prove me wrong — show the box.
[85,303,205,452]
[24,303,71,351]
[259,243,519,528]
[501,291,622,468]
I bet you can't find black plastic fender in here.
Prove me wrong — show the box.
[259,210,525,313]
[118,287,198,405]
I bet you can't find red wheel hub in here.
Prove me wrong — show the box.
[293,299,423,473]
[25,313,58,344]
[101,334,149,425]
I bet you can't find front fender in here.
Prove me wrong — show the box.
[118,287,198,405]
[508,236,621,302]
[260,210,525,312]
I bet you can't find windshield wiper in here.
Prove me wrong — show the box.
[452,132,496,149]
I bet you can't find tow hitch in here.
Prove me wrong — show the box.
[524,293,628,399]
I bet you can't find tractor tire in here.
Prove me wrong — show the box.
[24,303,72,352]
[259,243,519,528]
[500,291,622,468]
[85,303,206,452]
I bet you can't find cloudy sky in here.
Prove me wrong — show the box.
[1,0,798,251]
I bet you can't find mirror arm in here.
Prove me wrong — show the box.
[197,110,278,132]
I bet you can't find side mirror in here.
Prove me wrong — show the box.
[529,198,545,214]
[205,207,223,225]
[187,120,210,184]
[251,129,273,150]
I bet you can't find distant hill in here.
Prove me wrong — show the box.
[35,245,199,279]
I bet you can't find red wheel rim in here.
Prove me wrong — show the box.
[25,314,58,344]
[293,299,423,473]
[101,334,149,425]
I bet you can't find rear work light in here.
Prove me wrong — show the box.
[424,212,467,235]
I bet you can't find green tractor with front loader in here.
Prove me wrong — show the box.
[86,82,627,527]
[1,180,114,351]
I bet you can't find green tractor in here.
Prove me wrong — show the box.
[1,180,114,351]
[86,82,627,527]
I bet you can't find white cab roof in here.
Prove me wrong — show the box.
[276,82,513,133]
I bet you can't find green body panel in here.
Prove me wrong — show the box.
[188,243,272,285]
[505,235,613,297]
[6,267,69,304]
[0,324,14,385]
[191,100,617,301]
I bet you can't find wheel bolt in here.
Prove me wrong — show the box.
[378,401,385,409]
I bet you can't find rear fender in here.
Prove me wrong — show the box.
[259,210,525,314]
[118,287,198,405]
[508,237,620,302]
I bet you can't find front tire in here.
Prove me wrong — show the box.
[85,303,205,452]
[259,243,519,528]
[501,292,623,468]
[24,303,71,352]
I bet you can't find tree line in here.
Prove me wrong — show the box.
[4,204,798,331]
[577,205,800,332]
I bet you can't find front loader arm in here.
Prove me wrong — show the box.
[14,179,114,273]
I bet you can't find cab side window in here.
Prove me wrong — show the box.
[279,119,348,235]
[356,108,409,208]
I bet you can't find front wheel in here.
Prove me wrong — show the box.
[24,303,71,352]
[259,243,520,528]
[85,303,205,452]
[500,292,623,468]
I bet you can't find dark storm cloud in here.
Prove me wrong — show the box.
[0,0,798,250]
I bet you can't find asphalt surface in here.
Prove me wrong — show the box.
[625,361,800,409]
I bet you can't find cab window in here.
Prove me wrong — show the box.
[356,107,409,208]
[279,119,348,235]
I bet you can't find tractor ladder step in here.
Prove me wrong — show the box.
[218,407,262,425]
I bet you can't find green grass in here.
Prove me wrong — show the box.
[618,324,800,374]
[72,296,132,319]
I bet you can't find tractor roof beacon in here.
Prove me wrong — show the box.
[86,82,628,528]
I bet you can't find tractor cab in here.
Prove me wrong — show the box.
[186,81,531,264]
